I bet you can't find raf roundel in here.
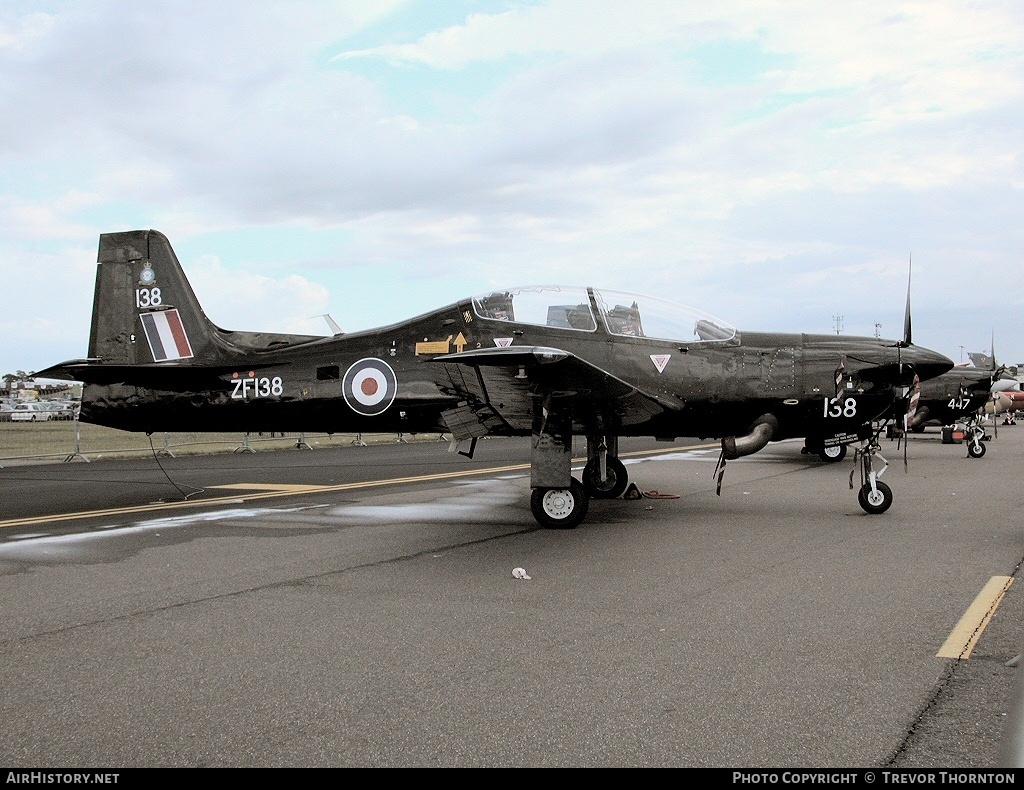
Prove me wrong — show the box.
[342,358,398,416]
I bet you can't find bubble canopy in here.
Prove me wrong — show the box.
[471,286,736,343]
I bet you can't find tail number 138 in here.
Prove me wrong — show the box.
[135,288,162,308]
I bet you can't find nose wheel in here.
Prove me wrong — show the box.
[857,480,893,514]
[965,421,987,458]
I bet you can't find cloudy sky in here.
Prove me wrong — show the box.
[2,0,1022,378]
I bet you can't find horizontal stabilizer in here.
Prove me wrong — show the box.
[33,359,281,392]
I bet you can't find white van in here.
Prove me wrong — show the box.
[10,402,55,422]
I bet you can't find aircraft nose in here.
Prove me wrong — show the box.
[906,345,954,381]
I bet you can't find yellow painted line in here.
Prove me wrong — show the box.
[207,484,329,492]
[936,576,1013,659]
[0,443,717,531]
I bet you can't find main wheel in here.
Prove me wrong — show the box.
[582,456,629,499]
[530,478,589,529]
[967,441,986,458]
[817,444,847,463]
[857,480,893,514]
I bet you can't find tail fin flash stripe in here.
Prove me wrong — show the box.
[141,310,194,362]
[164,310,194,358]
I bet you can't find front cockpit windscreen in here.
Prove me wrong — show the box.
[592,289,736,343]
[472,287,597,331]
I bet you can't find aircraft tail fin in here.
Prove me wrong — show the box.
[89,229,220,365]
[87,229,326,368]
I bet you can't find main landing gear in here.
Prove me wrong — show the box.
[581,435,629,499]
[852,434,892,514]
[528,427,631,529]
[817,443,847,463]
[801,437,848,463]
[530,479,589,529]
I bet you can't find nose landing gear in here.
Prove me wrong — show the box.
[965,420,988,458]
[852,435,892,514]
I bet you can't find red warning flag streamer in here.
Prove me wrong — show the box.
[905,374,921,430]
[834,355,847,399]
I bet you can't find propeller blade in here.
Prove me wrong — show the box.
[989,332,1009,380]
[902,256,913,347]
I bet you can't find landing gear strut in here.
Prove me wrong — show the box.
[852,434,892,514]
[582,435,629,498]
[529,401,590,529]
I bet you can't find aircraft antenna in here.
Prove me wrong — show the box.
[317,314,344,335]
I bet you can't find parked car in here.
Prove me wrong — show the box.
[46,401,78,420]
[10,402,56,422]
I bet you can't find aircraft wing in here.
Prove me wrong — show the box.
[32,359,275,392]
[432,346,684,431]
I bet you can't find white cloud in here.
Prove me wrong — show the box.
[0,193,98,242]
[188,255,331,336]
[0,10,54,50]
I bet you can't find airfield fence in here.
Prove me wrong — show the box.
[0,418,447,465]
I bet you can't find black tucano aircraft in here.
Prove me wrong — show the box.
[38,230,953,527]
[906,348,1004,457]
[913,367,996,427]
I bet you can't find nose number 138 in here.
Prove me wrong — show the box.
[824,397,857,418]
